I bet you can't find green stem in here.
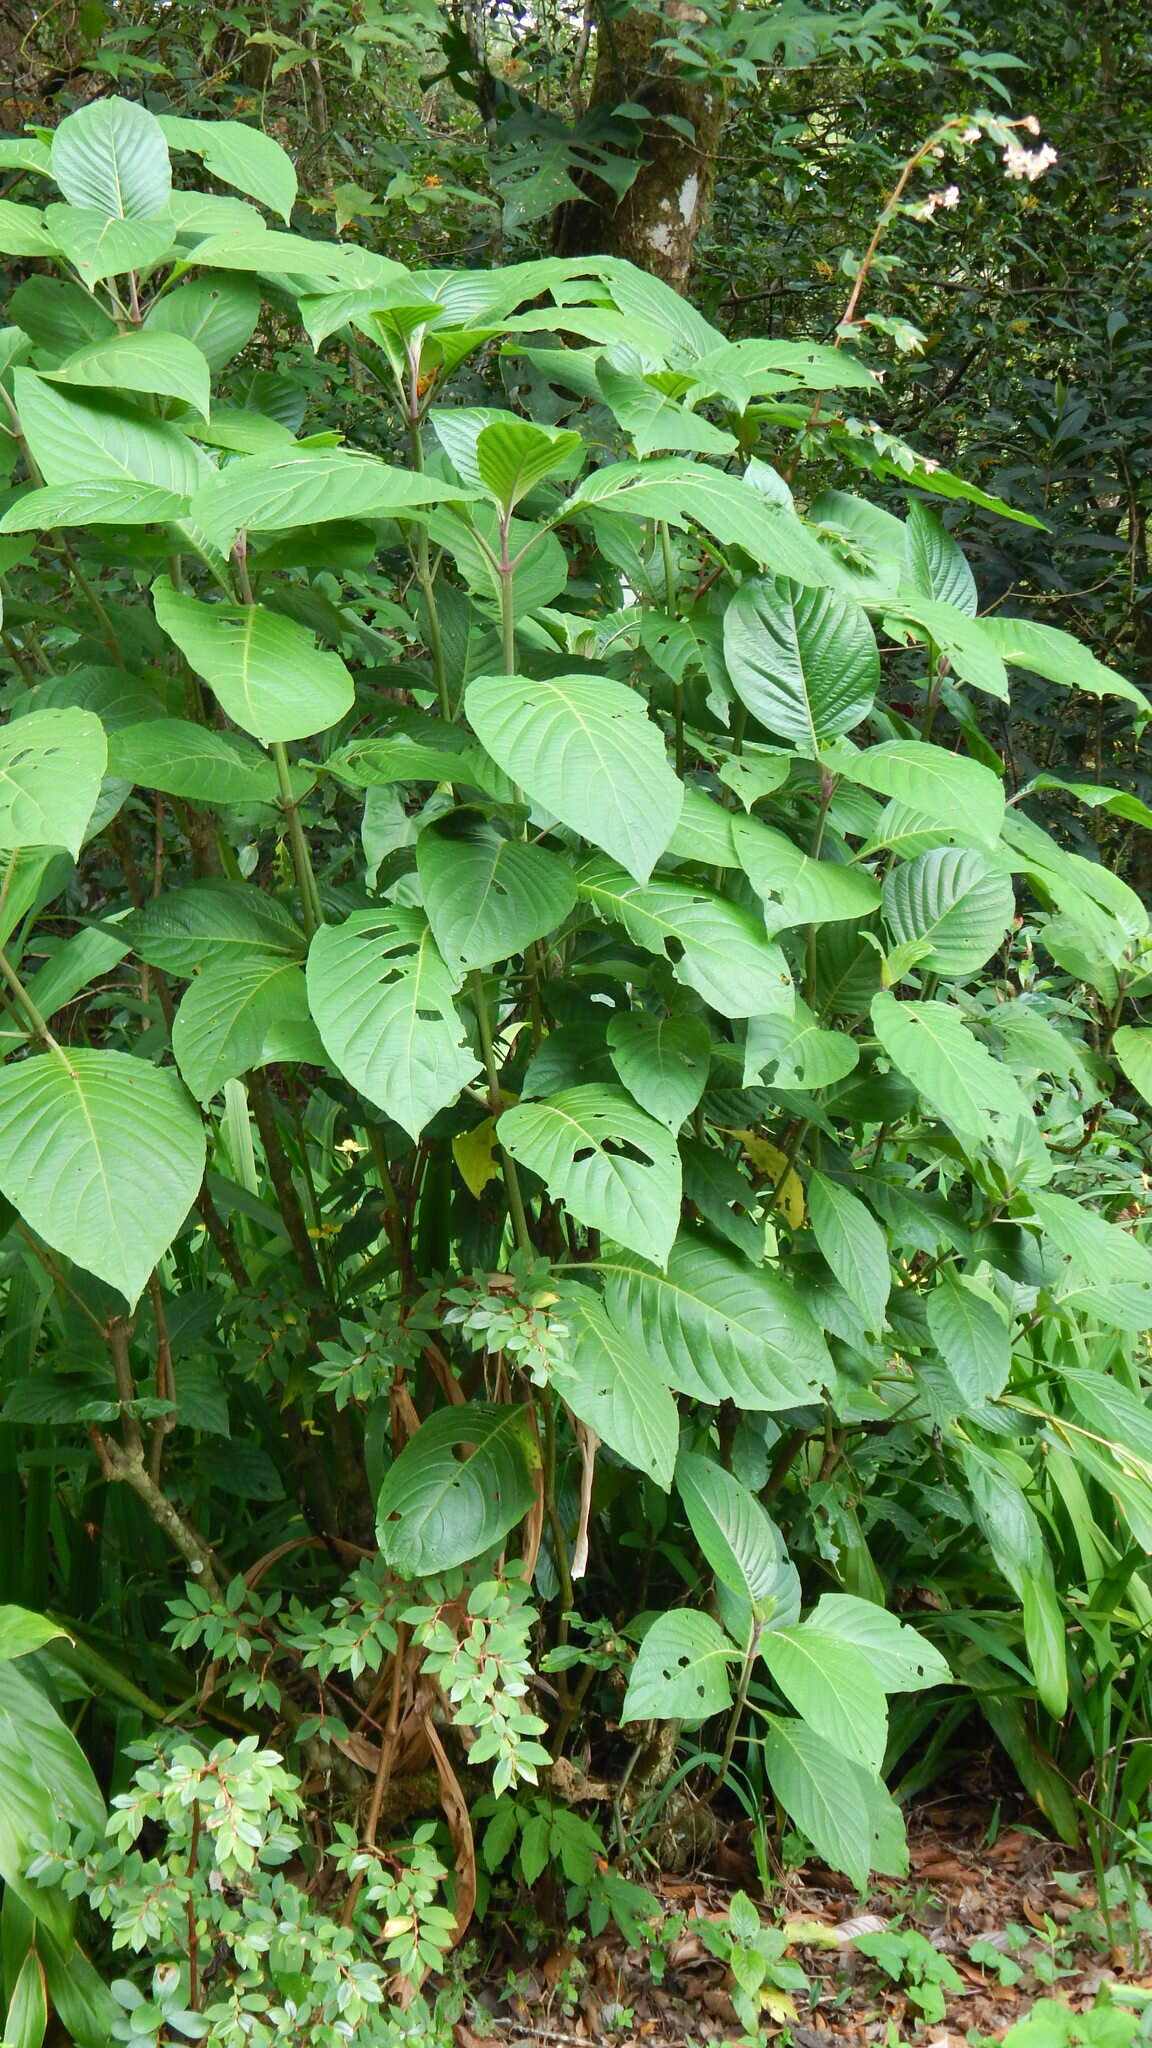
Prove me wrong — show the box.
[499,518,517,677]
[406,409,451,719]
[272,742,323,940]
[711,1623,760,1794]
[0,944,67,1060]
[471,968,533,1254]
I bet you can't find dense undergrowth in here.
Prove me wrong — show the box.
[0,87,1151,2048]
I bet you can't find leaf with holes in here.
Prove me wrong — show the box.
[600,1232,830,1409]
[882,848,1015,977]
[552,1284,678,1487]
[0,1052,205,1305]
[723,576,878,750]
[0,708,106,857]
[416,820,576,971]
[578,857,794,1018]
[808,1595,951,1693]
[621,1611,738,1724]
[152,578,354,743]
[499,1086,680,1267]
[50,96,172,218]
[606,1012,711,1129]
[734,815,880,933]
[808,1173,889,1335]
[466,672,682,885]
[376,1403,537,1576]
[743,1001,859,1091]
[306,908,481,1140]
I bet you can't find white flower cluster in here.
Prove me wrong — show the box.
[1003,137,1058,181]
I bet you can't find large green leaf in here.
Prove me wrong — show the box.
[466,672,682,885]
[0,1605,69,1661]
[376,1403,537,1575]
[306,908,480,1139]
[552,1284,679,1487]
[733,815,880,932]
[887,597,1008,699]
[0,1661,104,1941]
[122,880,305,976]
[416,820,576,971]
[982,614,1147,710]
[0,199,54,256]
[600,1232,830,1409]
[475,417,583,512]
[0,708,106,857]
[1114,1026,1152,1111]
[9,276,116,353]
[567,461,837,586]
[107,719,281,805]
[760,1716,877,1891]
[926,1272,1010,1403]
[0,481,188,530]
[606,1012,711,1129]
[882,847,1015,977]
[43,331,210,419]
[158,116,297,223]
[807,1595,951,1692]
[499,1086,681,1266]
[578,857,794,1019]
[49,96,172,218]
[45,207,174,287]
[152,578,354,742]
[743,1001,859,1090]
[871,992,1031,1150]
[0,1051,205,1305]
[12,371,208,498]
[760,1625,888,1769]
[620,1611,738,1724]
[900,501,977,615]
[723,576,878,749]
[188,449,471,551]
[842,740,1004,848]
[675,1452,799,1622]
[808,1173,889,1336]
[145,275,262,373]
[173,959,321,1103]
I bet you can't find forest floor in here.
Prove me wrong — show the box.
[460,1801,1152,2047]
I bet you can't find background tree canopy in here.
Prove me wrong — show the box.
[0,5,1150,2046]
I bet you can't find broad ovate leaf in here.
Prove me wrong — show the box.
[676,1451,799,1622]
[553,1284,679,1487]
[416,819,576,971]
[606,1012,711,1129]
[871,992,1031,1152]
[843,741,1004,848]
[808,1172,889,1336]
[13,370,208,498]
[0,1051,205,1305]
[882,847,1015,977]
[926,1272,1011,1403]
[172,959,321,1103]
[807,1594,951,1693]
[723,576,878,750]
[499,1085,681,1267]
[306,908,480,1139]
[466,671,682,885]
[43,330,211,420]
[152,577,354,742]
[578,857,794,1019]
[376,1403,537,1575]
[158,116,298,223]
[621,1611,738,1724]
[760,1625,888,1770]
[50,96,172,219]
[0,708,106,857]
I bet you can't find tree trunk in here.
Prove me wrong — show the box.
[554,2,729,292]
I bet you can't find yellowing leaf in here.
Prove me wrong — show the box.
[729,1129,806,1226]
[453,1115,500,1198]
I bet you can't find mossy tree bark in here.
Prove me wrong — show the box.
[554,2,730,293]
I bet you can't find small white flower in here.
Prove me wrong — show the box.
[962,125,982,144]
[1003,139,1057,181]
[1020,113,1041,135]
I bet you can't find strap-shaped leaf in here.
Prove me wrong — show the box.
[0,1051,205,1305]
[172,959,322,1103]
[606,1012,711,1129]
[599,1231,830,1409]
[676,1451,799,1621]
[0,707,106,857]
[307,908,481,1139]
[152,578,354,742]
[578,856,794,1018]
[871,992,1030,1151]
[0,1660,105,1941]
[620,1610,738,1723]
[553,1284,678,1487]
[724,575,878,748]
[375,1402,537,1575]
[499,1085,680,1266]
[467,671,682,885]
[417,820,576,971]
[49,96,172,218]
